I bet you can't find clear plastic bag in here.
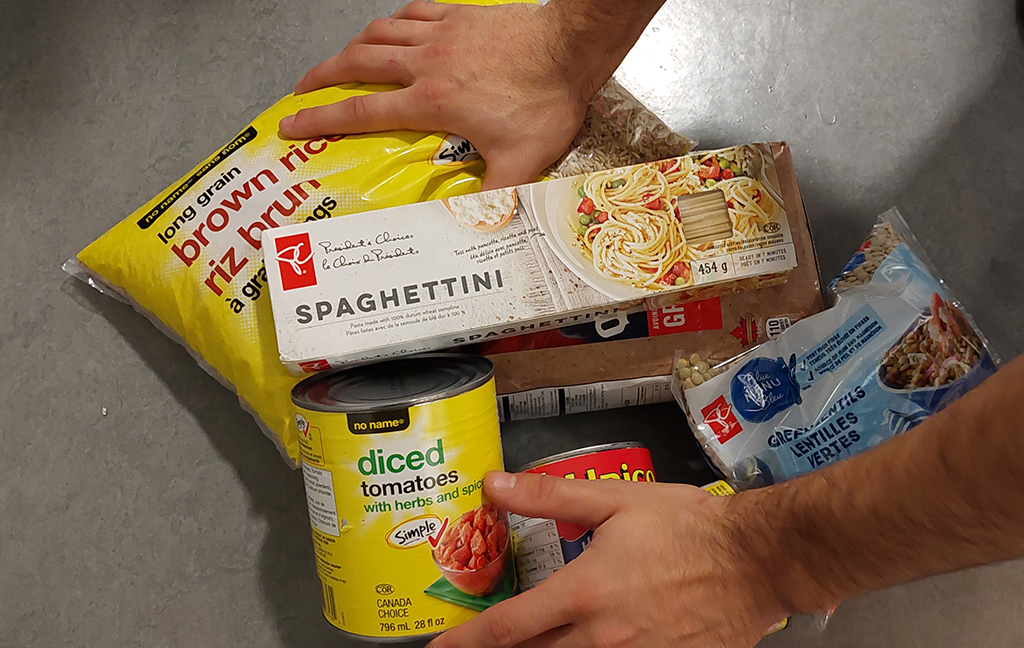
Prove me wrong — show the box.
[546,78,695,178]
[673,208,999,489]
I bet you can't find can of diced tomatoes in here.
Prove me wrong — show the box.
[291,354,514,642]
[509,442,655,590]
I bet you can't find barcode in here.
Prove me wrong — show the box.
[321,581,338,623]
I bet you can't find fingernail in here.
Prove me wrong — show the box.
[488,471,517,494]
[279,115,295,132]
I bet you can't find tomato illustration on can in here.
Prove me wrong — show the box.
[291,354,514,641]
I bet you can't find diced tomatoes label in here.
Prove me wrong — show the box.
[647,297,723,335]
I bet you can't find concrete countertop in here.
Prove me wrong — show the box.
[2,0,1022,645]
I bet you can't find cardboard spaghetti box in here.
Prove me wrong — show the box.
[479,143,823,420]
[264,143,798,372]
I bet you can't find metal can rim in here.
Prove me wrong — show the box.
[515,442,648,473]
[291,353,494,414]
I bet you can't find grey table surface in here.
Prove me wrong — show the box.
[2,0,1023,646]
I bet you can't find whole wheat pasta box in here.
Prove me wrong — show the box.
[263,143,798,372]
[471,143,824,419]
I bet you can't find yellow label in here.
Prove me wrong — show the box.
[73,0,528,468]
[295,379,511,639]
[700,480,737,497]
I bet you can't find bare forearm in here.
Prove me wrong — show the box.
[541,0,667,98]
[737,355,1024,614]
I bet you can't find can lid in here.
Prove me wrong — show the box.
[292,354,494,413]
[516,442,647,472]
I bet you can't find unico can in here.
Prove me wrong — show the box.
[509,442,655,590]
[291,354,513,641]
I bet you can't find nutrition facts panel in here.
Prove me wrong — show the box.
[498,376,674,421]
[302,463,340,536]
[509,514,565,590]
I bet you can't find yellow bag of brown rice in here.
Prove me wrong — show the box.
[67,4,693,464]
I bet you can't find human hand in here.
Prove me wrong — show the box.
[429,471,789,648]
[279,1,639,189]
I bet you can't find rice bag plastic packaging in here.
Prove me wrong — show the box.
[674,209,998,488]
[64,8,694,466]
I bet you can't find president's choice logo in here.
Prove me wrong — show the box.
[701,396,743,444]
[274,233,317,290]
[299,359,331,373]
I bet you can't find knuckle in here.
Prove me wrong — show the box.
[292,108,315,131]
[364,18,387,39]
[367,17,401,40]
[533,473,563,502]
[568,578,600,614]
[421,43,451,61]
[484,613,518,647]
[414,82,448,113]
[345,43,373,66]
[592,624,636,648]
[342,96,372,124]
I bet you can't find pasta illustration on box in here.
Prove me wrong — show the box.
[264,144,798,372]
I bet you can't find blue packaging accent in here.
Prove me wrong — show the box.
[680,209,999,489]
[731,356,802,423]
[559,530,593,562]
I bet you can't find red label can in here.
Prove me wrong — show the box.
[509,443,655,590]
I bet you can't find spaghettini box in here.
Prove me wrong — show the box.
[265,143,798,371]
[476,144,823,420]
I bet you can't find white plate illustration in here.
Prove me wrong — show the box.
[530,178,649,300]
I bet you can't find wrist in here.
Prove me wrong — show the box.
[723,484,841,617]
[539,0,663,101]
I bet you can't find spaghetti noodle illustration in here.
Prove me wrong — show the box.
[568,145,783,292]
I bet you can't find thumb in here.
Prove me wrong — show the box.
[484,471,625,528]
[480,150,545,191]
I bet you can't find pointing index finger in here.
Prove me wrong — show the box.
[484,471,631,529]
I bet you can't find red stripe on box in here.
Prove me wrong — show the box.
[647,297,723,335]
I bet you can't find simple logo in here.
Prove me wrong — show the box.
[761,222,782,233]
[385,515,445,549]
[431,134,479,165]
[375,584,395,595]
[299,359,331,373]
[274,233,317,290]
[701,396,744,444]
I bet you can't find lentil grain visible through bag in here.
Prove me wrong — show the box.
[67,28,694,464]
[675,209,998,488]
